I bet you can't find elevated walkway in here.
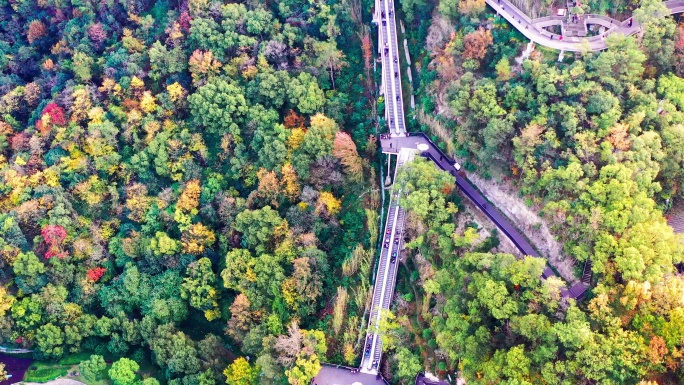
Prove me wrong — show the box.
[360,148,415,375]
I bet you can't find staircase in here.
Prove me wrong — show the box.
[581,259,593,285]
[564,0,587,37]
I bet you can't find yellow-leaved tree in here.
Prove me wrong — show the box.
[315,191,341,217]
[175,179,201,230]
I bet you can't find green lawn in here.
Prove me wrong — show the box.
[24,361,71,383]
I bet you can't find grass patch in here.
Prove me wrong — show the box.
[24,362,69,383]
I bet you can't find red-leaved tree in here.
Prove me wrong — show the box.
[36,103,67,135]
[178,11,192,32]
[88,23,107,44]
[87,267,106,282]
[42,224,67,259]
[42,103,67,125]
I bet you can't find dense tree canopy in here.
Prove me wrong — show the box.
[0,0,379,383]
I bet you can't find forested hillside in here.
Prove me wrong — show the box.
[0,0,380,384]
[4,0,684,383]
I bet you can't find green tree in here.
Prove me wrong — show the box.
[13,251,46,294]
[233,206,285,254]
[657,73,684,110]
[287,72,325,114]
[588,34,646,92]
[292,113,339,178]
[394,157,457,246]
[140,378,160,385]
[285,355,320,385]
[395,348,422,380]
[80,355,107,381]
[223,357,259,385]
[148,41,187,81]
[400,0,427,21]
[188,77,248,136]
[35,323,65,359]
[312,39,345,89]
[634,0,676,71]
[72,51,94,82]
[149,327,201,376]
[181,258,221,321]
[109,358,139,385]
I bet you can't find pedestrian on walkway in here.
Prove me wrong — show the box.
[390,143,392,148]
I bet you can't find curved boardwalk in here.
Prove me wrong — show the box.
[486,0,684,52]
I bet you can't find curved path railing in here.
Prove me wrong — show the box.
[379,134,590,300]
[486,0,684,52]
[0,345,33,353]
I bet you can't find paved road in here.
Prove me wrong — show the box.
[487,0,684,52]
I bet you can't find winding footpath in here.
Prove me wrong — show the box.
[487,0,684,52]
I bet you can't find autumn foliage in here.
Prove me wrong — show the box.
[27,20,46,44]
[88,23,107,44]
[87,267,106,282]
[36,103,67,135]
[0,1,374,384]
[462,28,493,61]
[42,225,67,259]
[284,109,306,129]
[332,132,363,181]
